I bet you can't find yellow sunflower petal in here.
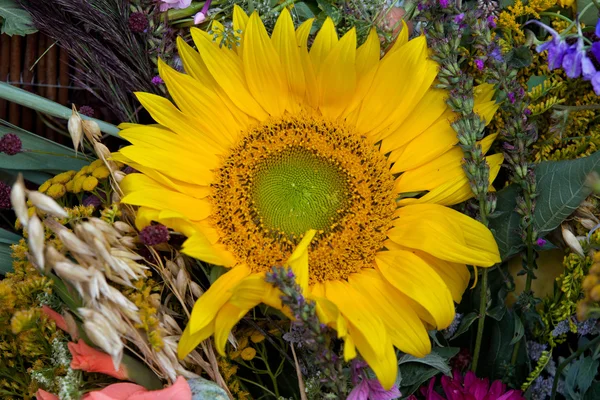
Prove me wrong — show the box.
[229,273,282,310]
[325,280,387,357]
[271,7,305,112]
[181,233,237,267]
[347,322,398,390]
[348,269,431,356]
[233,5,249,54]
[296,18,318,108]
[388,204,501,266]
[382,20,409,59]
[243,12,288,116]
[189,265,251,333]
[411,250,470,303]
[311,294,348,338]
[285,230,316,292]
[191,27,268,120]
[214,302,249,355]
[178,321,215,359]
[356,36,437,138]
[310,17,338,75]
[343,334,357,361]
[375,250,455,329]
[318,28,357,119]
[121,186,211,221]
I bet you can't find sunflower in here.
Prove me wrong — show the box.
[116,6,503,389]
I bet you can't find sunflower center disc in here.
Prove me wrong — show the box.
[251,148,349,236]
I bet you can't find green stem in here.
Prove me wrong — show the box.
[237,376,278,398]
[471,268,488,373]
[550,335,600,400]
[554,104,600,111]
[166,1,207,20]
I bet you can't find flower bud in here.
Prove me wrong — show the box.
[27,215,45,271]
[11,174,29,228]
[27,190,69,218]
[82,119,102,142]
[562,226,584,257]
[68,105,84,153]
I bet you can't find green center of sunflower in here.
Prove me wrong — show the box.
[251,148,350,236]
[211,113,397,284]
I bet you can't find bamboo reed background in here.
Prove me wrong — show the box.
[0,33,107,144]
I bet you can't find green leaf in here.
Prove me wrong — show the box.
[0,82,119,136]
[0,124,90,174]
[188,377,229,399]
[506,46,533,69]
[527,75,548,92]
[450,312,478,339]
[533,150,600,236]
[584,381,600,400]
[577,357,599,395]
[399,352,452,376]
[509,314,525,345]
[0,0,36,36]
[488,184,523,260]
[0,228,20,275]
[316,0,342,25]
[293,2,316,20]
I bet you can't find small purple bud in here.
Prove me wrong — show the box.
[454,13,465,24]
[524,108,532,115]
[0,181,11,209]
[596,19,600,38]
[502,142,515,150]
[151,75,164,85]
[487,15,497,28]
[139,224,170,245]
[475,59,485,70]
[287,269,295,278]
[0,133,22,155]
[536,238,547,247]
[79,105,95,118]
[439,0,449,7]
[82,195,102,208]
[507,92,516,104]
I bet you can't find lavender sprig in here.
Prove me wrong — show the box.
[265,266,347,397]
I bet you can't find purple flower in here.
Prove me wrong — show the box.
[552,319,570,337]
[591,42,600,63]
[592,72,600,95]
[487,15,497,28]
[454,13,465,24]
[78,105,95,118]
[128,12,149,33]
[475,59,485,70]
[139,224,170,245]
[529,21,569,70]
[348,378,401,400]
[536,238,547,247]
[0,181,10,209]
[596,19,600,38]
[159,0,191,12]
[0,133,22,155]
[439,0,449,7]
[582,54,597,79]
[562,40,584,78]
[526,341,546,361]
[507,92,516,104]
[151,75,164,85]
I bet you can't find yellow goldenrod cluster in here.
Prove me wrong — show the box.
[0,240,66,398]
[577,254,600,321]
[497,0,557,41]
[217,357,252,400]
[126,275,165,351]
[38,159,111,201]
[536,253,591,346]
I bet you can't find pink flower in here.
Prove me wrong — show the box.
[348,378,401,400]
[36,389,59,400]
[82,376,192,400]
[68,340,128,380]
[193,12,206,24]
[41,305,68,332]
[419,371,524,400]
[159,0,192,12]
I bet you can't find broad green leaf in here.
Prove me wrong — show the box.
[398,352,452,376]
[0,0,36,36]
[577,357,599,395]
[527,75,548,93]
[584,381,600,400]
[293,2,316,20]
[399,347,458,396]
[0,168,53,185]
[488,184,522,260]
[0,125,90,174]
[533,151,600,236]
[450,312,478,340]
[0,227,20,274]
[0,82,119,136]
[509,314,524,345]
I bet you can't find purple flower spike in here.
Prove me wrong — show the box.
[536,238,547,247]
[475,59,485,70]
[454,13,465,24]
[487,15,497,28]
[528,21,569,70]
[439,0,449,7]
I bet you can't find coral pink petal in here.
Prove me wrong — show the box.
[82,383,147,400]
[130,377,192,400]
[36,389,60,400]
[41,305,68,332]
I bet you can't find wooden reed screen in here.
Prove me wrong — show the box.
[0,33,71,143]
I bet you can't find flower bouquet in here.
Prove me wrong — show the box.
[0,0,600,399]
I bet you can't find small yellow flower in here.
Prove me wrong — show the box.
[82,176,99,191]
[240,347,256,361]
[52,171,76,184]
[11,309,39,334]
[250,332,265,343]
[65,180,75,193]
[72,176,87,193]
[92,166,110,179]
[46,183,67,199]
[558,0,575,7]
[89,159,104,170]
[74,168,87,179]
[38,180,52,193]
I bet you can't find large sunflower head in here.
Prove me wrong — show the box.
[116,6,502,389]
